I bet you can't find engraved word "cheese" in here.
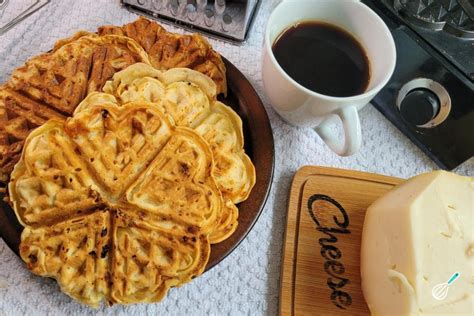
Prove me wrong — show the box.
[307,194,352,310]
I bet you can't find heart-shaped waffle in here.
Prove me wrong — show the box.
[66,102,173,201]
[9,121,101,226]
[92,63,256,205]
[20,210,111,307]
[9,102,227,307]
[111,208,210,304]
[126,128,222,233]
[74,64,253,243]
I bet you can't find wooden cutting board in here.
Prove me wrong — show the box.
[280,166,403,316]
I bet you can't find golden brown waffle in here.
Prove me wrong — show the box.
[51,34,151,94]
[75,63,254,243]
[66,100,173,202]
[8,120,102,226]
[20,210,111,307]
[0,87,65,188]
[9,34,149,116]
[111,208,210,304]
[125,128,222,234]
[98,17,227,96]
[0,34,150,189]
[9,101,228,307]
[99,63,255,205]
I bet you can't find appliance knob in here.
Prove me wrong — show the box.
[396,78,451,128]
[399,88,440,126]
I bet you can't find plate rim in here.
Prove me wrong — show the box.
[206,56,275,269]
[0,56,275,273]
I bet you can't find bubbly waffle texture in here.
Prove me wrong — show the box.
[9,101,231,307]
[98,17,227,96]
[1,17,228,192]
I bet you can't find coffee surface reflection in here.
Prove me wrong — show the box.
[272,22,370,97]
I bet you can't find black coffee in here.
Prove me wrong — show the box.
[272,22,370,97]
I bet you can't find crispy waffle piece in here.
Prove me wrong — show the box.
[52,34,151,94]
[10,101,230,307]
[66,102,173,202]
[111,209,210,304]
[98,17,227,96]
[8,36,94,116]
[9,120,101,226]
[0,87,65,188]
[126,128,222,235]
[100,63,255,204]
[20,210,111,308]
[8,34,150,116]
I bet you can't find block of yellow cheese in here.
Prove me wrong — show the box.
[361,171,473,315]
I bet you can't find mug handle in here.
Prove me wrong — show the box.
[314,106,361,156]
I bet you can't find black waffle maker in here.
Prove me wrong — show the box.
[362,0,473,169]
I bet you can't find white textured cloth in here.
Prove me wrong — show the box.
[0,1,472,315]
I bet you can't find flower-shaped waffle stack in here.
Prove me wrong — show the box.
[78,63,256,242]
[9,100,232,307]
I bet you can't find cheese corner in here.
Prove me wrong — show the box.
[360,171,473,315]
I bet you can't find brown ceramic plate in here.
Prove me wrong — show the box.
[0,57,275,270]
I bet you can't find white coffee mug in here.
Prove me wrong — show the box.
[262,0,396,156]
